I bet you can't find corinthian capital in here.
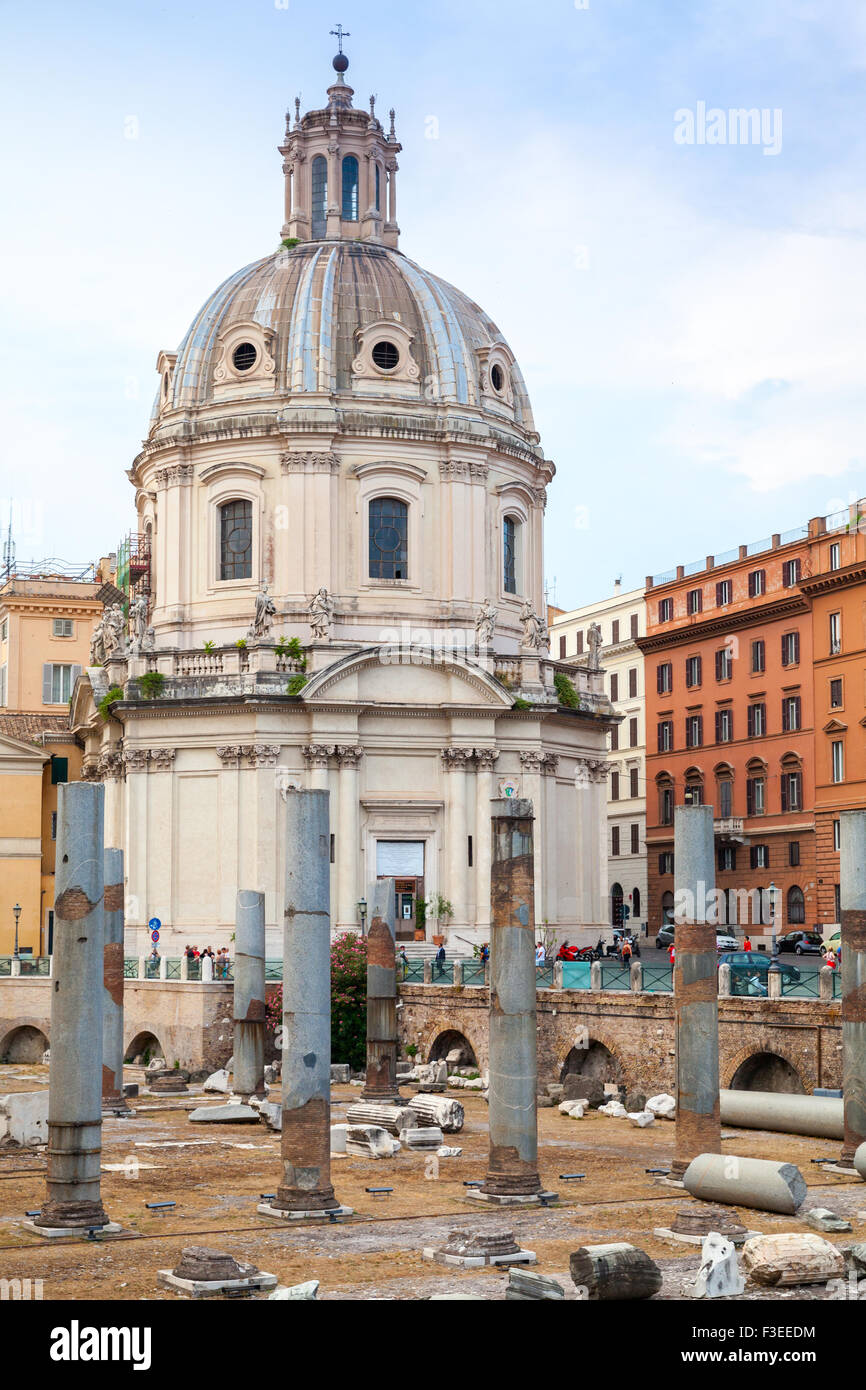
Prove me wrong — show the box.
[302,743,334,769]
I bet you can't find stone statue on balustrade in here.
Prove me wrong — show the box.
[587,621,603,672]
[249,582,276,641]
[129,595,149,654]
[102,603,128,660]
[474,597,497,649]
[308,587,334,641]
[519,599,549,652]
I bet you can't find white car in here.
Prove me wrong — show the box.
[715,933,737,951]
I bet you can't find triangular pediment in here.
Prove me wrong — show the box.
[303,646,514,709]
[0,731,49,768]
[823,718,848,734]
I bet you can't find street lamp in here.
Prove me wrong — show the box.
[12,903,21,959]
[768,881,780,974]
[357,898,367,934]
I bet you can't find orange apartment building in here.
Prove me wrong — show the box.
[801,501,866,928]
[641,525,816,941]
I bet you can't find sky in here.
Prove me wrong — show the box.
[1,0,864,608]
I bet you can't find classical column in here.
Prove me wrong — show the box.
[102,847,129,1117]
[302,743,333,793]
[479,798,543,1202]
[234,890,266,1101]
[474,748,498,936]
[543,752,559,927]
[361,876,401,1102]
[672,805,721,1178]
[336,745,362,933]
[34,783,113,1233]
[267,790,347,1217]
[840,811,866,1163]
[519,751,545,928]
[442,748,471,933]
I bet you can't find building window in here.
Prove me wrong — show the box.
[628,667,638,698]
[684,773,703,805]
[834,819,841,851]
[0,663,6,707]
[717,777,733,818]
[612,619,620,644]
[782,558,801,587]
[831,740,844,783]
[830,677,843,708]
[52,618,74,638]
[780,768,802,812]
[611,771,620,800]
[503,516,517,594]
[657,662,673,695]
[610,724,619,751]
[748,569,766,598]
[610,673,619,701]
[715,647,733,681]
[685,714,703,748]
[829,542,841,571]
[659,851,674,875]
[787,885,805,925]
[718,846,736,871]
[633,886,641,918]
[789,840,800,867]
[781,631,800,666]
[835,883,841,919]
[558,635,566,659]
[658,781,673,826]
[219,499,252,581]
[658,597,673,623]
[43,663,76,704]
[375,163,381,211]
[341,155,359,220]
[311,154,328,239]
[781,694,801,732]
[629,717,638,748]
[751,639,765,674]
[746,775,766,816]
[829,612,841,655]
[685,655,702,688]
[0,618,7,642]
[50,756,68,785]
[747,702,766,738]
[630,613,639,639]
[630,766,639,798]
[716,579,732,606]
[658,720,673,752]
[611,826,620,856]
[630,823,640,855]
[687,588,702,615]
[750,844,770,870]
[575,630,584,655]
[715,707,733,743]
[369,497,409,580]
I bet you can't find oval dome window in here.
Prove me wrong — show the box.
[232,342,258,372]
[371,340,400,372]
[490,363,504,393]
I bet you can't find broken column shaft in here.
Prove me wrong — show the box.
[361,876,401,1103]
[273,790,340,1213]
[480,798,541,1199]
[233,890,266,1101]
[36,782,111,1230]
[672,805,721,1178]
[101,846,129,1116]
[840,811,866,1163]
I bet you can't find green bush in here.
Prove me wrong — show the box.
[286,674,308,696]
[266,931,367,1071]
[98,685,125,721]
[281,237,300,249]
[203,640,215,653]
[138,671,165,700]
[553,671,580,709]
[512,696,531,710]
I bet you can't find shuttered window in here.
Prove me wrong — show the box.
[42,663,80,704]
[628,667,637,698]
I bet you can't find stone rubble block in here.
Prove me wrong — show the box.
[188,1103,259,1124]
[258,1101,282,1131]
[558,1100,588,1118]
[804,1207,852,1234]
[344,1125,401,1158]
[424,1226,536,1268]
[437,1146,462,1158]
[0,1091,48,1147]
[505,1268,565,1300]
[598,1101,628,1118]
[628,1110,655,1128]
[689,1232,745,1298]
[345,1102,417,1135]
[202,1069,231,1093]
[407,1094,465,1132]
[741,1232,845,1286]
[330,1064,351,1084]
[398,1126,444,1149]
[646,1093,677,1120]
[269,1280,320,1300]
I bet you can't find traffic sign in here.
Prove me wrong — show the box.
[151,930,160,944]
[148,917,161,931]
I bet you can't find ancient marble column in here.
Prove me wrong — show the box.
[361,876,401,1102]
[480,797,542,1201]
[474,748,498,936]
[443,747,470,933]
[101,847,129,1117]
[35,783,112,1231]
[336,745,362,933]
[672,805,721,1178]
[233,889,266,1101]
[272,790,341,1214]
[840,811,866,1163]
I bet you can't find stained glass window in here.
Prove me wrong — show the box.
[503,516,517,594]
[220,500,252,580]
[369,497,408,579]
[342,155,359,220]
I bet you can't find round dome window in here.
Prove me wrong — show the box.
[371,340,400,372]
[490,363,505,393]
[232,342,258,373]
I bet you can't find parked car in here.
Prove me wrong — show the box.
[777,931,824,956]
[656,924,675,950]
[821,930,842,958]
[715,932,738,951]
[717,951,801,983]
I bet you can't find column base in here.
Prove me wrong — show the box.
[23,1219,123,1238]
[359,1088,404,1105]
[257,1203,353,1223]
[468,1189,558,1208]
[102,1095,133,1118]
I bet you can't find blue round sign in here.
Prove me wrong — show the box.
[148,918,161,932]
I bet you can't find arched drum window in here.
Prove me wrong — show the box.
[311,155,328,239]
[369,497,408,579]
[503,516,517,594]
[219,500,252,581]
[342,155,359,220]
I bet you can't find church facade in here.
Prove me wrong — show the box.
[72,52,615,956]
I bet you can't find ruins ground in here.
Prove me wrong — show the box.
[1,1065,863,1301]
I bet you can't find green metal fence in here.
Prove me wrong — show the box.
[461,960,487,987]
[642,964,673,993]
[561,961,592,990]
[600,962,631,991]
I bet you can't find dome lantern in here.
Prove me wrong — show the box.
[279,36,401,248]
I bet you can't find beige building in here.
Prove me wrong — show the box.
[551,582,647,932]
[0,564,107,955]
[71,51,615,956]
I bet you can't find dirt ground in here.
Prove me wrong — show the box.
[1,1065,863,1300]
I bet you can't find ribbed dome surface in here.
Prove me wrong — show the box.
[165,241,534,425]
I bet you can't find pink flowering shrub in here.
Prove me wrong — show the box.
[266,931,368,1072]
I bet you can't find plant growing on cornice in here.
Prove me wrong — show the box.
[512,697,531,710]
[235,638,247,650]
[281,237,300,249]
[554,671,580,709]
[98,685,125,721]
[203,640,215,653]
[139,671,165,700]
[286,674,308,696]
[276,635,307,669]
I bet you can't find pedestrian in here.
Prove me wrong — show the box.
[535,941,545,966]
[201,947,214,982]
[668,942,675,967]
[434,942,446,978]
[621,936,632,965]
[399,945,409,980]
[826,947,837,970]
[480,942,489,965]
[743,934,752,951]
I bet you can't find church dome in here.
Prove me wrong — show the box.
[159,240,537,435]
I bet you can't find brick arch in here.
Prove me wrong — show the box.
[722,1040,810,1093]
[0,1015,50,1060]
[554,1025,631,1088]
[416,1016,486,1073]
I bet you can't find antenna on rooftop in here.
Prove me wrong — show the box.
[2,503,13,580]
